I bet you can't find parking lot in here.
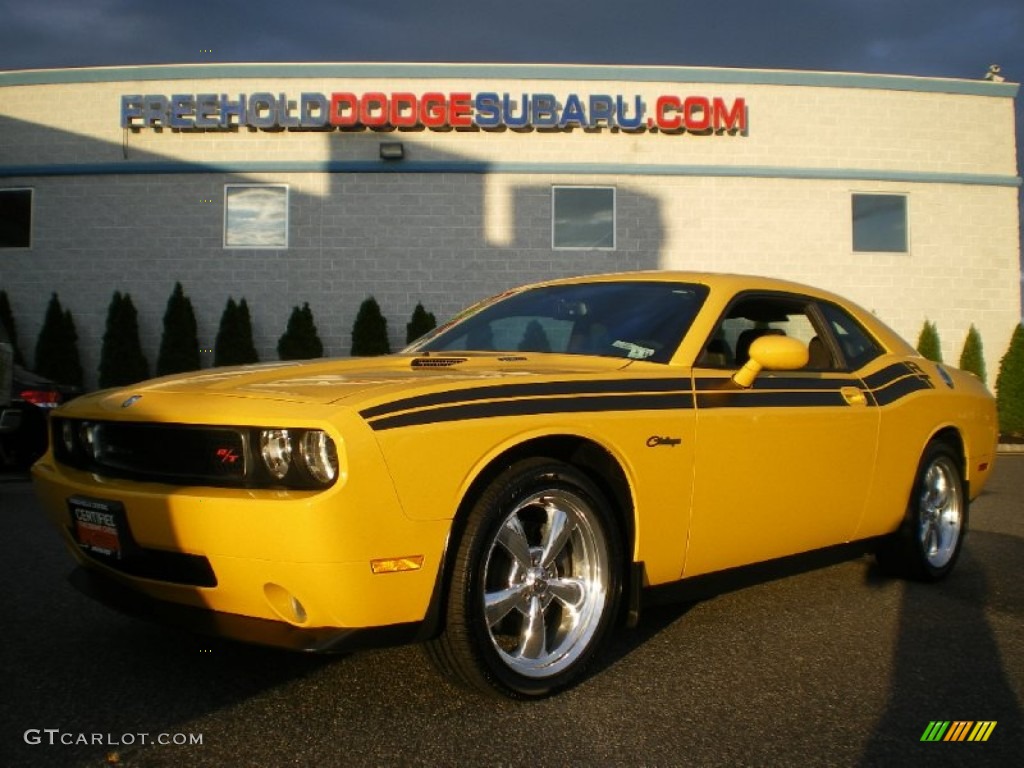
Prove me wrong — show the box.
[2,456,1021,767]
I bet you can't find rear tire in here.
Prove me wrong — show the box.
[876,440,967,581]
[427,458,623,699]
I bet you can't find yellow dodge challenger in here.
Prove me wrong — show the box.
[33,272,998,698]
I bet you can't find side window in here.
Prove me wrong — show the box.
[698,294,835,371]
[818,302,884,370]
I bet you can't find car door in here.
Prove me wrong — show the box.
[683,293,881,578]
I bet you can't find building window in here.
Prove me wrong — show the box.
[852,194,907,253]
[552,186,615,249]
[224,185,288,248]
[0,189,33,249]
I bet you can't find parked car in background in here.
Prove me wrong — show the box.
[0,363,78,470]
[33,271,998,698]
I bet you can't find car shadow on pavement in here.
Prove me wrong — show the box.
[857,528,1024,764]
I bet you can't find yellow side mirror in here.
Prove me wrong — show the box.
[732,335,809,388]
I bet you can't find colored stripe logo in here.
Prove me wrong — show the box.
[920,721,997,742]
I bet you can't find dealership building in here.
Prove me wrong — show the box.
[0,63,1020,387]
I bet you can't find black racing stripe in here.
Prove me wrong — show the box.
[872,375,934,406]
[696,390,849,409]
[367,393,693,431]
[359,378,687,420]
[693,376,854,391]
[862,363,914,390]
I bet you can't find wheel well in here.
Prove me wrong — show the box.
[930,427,966,474]
[419,435,636,640]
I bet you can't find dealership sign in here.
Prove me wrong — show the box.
[121,91,747,134]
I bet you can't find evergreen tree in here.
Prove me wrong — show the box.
[0,289,25,366]
[98,291,150,388]
[351,296,391,356]
[156,282,200,376]
[916,320,942,362]
[995,323,1024,437]
[34,294,83,386]
[958,324,986,384]
[277,302,323,360]
[405,302,437,344]
[215,297,259,366]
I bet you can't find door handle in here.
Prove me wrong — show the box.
[841,386,867,406]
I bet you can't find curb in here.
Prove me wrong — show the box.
[997,444,1024,454]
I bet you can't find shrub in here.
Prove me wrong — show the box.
[156,282,201,376]
[215,297,259,366]
[405,302,437,345]
[0,289,25,366]
[957,324,986,384]
[916,320,942,362]
[278,302,323,360]
[98,291,150,388]
[995,323,1024,437]
[34,293,84,387]
[351,297,391,356]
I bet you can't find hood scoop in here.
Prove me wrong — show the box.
[410,357,468,368]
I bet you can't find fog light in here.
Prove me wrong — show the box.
[299,430,338,485]
[263,583,308,625]
[259,429,292,480]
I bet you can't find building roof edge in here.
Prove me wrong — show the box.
[0,62,1018,97]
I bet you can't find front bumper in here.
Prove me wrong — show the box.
[68,566,426,653]
[32,455,453,635]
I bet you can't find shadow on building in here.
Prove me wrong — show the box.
[0,114,664,387]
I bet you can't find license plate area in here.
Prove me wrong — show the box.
[68,497,126,560]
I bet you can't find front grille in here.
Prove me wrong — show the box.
[53,418,337,489]
[54,419,249,486]
[95,423,247,481]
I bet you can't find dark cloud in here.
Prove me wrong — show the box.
[0,0,1020,82]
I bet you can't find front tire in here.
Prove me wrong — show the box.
[428,458,623,698]
[876,440,967,581]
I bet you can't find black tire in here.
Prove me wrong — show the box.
[427,458,623,699]
[875,440,968,582]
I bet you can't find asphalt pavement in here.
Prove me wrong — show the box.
[1,456,1021,767]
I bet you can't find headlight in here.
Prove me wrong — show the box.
[259,429,292,480]
[299,430,338,484]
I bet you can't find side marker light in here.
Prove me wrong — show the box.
[370,556,425,574]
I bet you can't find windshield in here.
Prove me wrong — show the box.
[410,281,709,364]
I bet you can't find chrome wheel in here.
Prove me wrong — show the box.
[427,459,622,698]
[482,488,610,679]
[875,440,968,582]
[917,455,963,569]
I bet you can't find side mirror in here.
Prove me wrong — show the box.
[732,335,809,388]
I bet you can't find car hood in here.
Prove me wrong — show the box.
[62,353,640,417]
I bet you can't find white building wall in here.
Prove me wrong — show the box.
[0,64,1019,387]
